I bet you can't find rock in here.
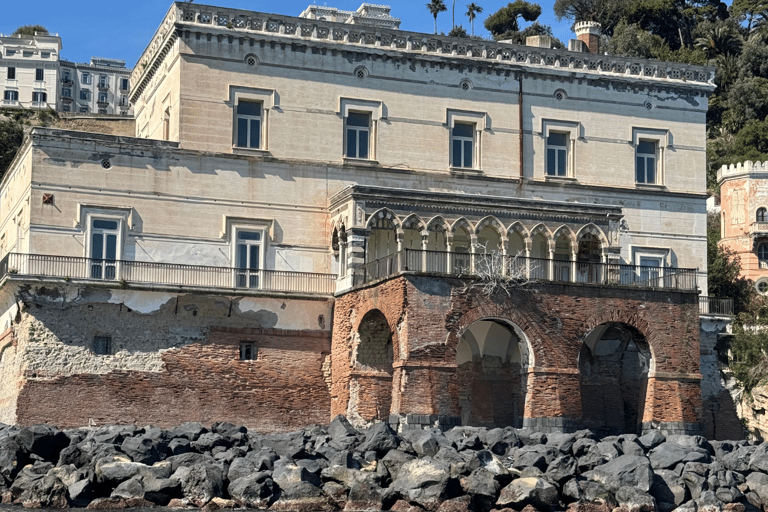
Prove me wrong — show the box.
[191,432,231,453]
[651,469,688,512]
[68,478,93,507]
[16,425,70,463]
[722,446,755,473]
[357,422,400,457]
[0,435,27,484]
[271,481,335,512]
[171,461,226,505]
[573,438,598,458]
[391,499,427,512]
[668,436,713,456]
[411,432,441,458]
[111,475,144,500]
[591,441,623,461]
[86,496,155,509]
[392,458,451,510]
[562,478,616,505]
[577,452,609,473]
[202,496,238,510]
[329,415,359,440]
[615,485,657,512]
[381,449,416,482]
[121,433,169,465]
[142,475,182,505]
[637,431,666,451]
[545,455,578,484]
[436,495,472,512]
[682,470,707,500]
[273,459,322,488]
[695,490,722,512]
[461,467,500,510]
[583,455,654,493]
[715,486,743,504]
[228,472,276,508]
[497,477,560,512]
[485,428,521,455]
[168,438,191,456]
[344,481,383,511]
[13,471,69,508]
[94,458,147,486]
[547,433,577,455]
[650,443,691,470]
[167,422,208,442]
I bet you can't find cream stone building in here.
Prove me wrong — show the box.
[0,31,61,110]
[0,2,721,434]
[59,57,132,115]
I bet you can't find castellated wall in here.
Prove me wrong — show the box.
[0,283,333,432]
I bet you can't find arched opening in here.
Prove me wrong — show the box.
[350,309,394,423]
[476,225,502,274]
[367,216,397,261]
[578,322,651,435]
[452,223,473,273]
[456,319,529,428]
[577,233,602,283]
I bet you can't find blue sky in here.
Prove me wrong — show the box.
[2,1,576,67]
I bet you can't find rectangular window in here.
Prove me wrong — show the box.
[236,101,262,149]
[120,78,129,90]
[35,68,43,81]
[3,90,18,101]
[636,141,657,183]
[345,112,370,159]
[81,72,91,85]
[7,67,15,80]
[62,104,70,112]
[32,92,47,102]
[62,88,71,98]
[546,132,568,176]
[239,343,256,360]
[639,257,662,286]
[98,92,108,103]
[235,230,262,288]
[93,336,111,355]
[80,106,88,113]
[90,218,119,279]
[62,70,70,81]
[98,75,108,87]
[80,89,90,101]
[451,122,474,168]
[41,52,50,59]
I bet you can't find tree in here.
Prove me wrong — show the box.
[0,119,24,177]
[694,20,743,61]
[466,3,483,36]
[707,212,755,315]
[723,77,768,133]
[427,0,448,34]
[604,21,667,58]
[738,34,768,79]
[448,25,469,37]
[484,0,542,39]
[731,0,768,32]
[553,0,631,35]
[11,25,48,37]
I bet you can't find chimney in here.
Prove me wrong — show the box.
[574,21,601,54]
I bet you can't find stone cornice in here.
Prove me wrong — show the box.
[130,2,715,104]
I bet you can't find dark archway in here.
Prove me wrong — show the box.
[578,322,651,435]
[456,319,530,428]
[349,309,394,423]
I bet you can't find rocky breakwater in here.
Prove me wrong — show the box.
[0,417,764,512]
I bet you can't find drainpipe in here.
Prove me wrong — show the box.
[518,72,524,180]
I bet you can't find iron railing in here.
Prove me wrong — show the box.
[0,253,336,295]
[352,249,699,291]
[699,296,734,316]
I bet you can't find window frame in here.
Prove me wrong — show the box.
[759,243,768,261]
[239,342,256,360]
[451,122,475,169]
[631,127,669,186]
[98,75,108,87]
[232,226,267,289]
[81,72,91,85]
[344,111,372,160]
[757,207,767,223]
[32,91,47,103]
[229,86,277,153]
[224,217,273,289]
[80,89,90,101]
[542,119,579,179]
[235,100,263,149]
[338,98,383,163]
[3,90,18,101]
[6,67,15,80]
[631,246,669,286]
[35,68,44,81]
[98,91,108,103]
[93,336,112,355]
[446,109,486,171]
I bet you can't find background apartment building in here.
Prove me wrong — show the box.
[0,32,61,110]
[59,57,132,115]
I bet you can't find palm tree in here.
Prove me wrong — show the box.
[427,0,448,34]
[466,3,483,36]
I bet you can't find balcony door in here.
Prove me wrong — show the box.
[90,219,119,279]
[236,230,261,288]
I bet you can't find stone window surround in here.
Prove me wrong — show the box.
[631,127,670,186]
[446,108,487,172]
[77,206,132,263]
[228,85,278,153]
[222,216,273,272]
[338,97,384,164]
[630,246,670,269]
[541,119,581,180]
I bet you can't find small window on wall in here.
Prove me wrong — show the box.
[7,67,15,80]
[758,208,767,223]
[235,101,262,149]
[757,278,768,295]
[239,342,256,360]
[35,68,44,81]
[235,230,262,288]
[93,336,111,355]
[451,122,475,169]
[546,132,568,176]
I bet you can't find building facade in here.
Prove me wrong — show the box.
[718,161,768,292]
[0,32,61,110]
[0,2,722,436]
[59,58,132,115]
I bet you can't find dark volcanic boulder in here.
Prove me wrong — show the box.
[228,472,276,508]
[615,485,656,512]
[17,425,70,463]
[583,455,654,493]
[271,481,335,512]
[497,477,560,512]
[393,458,451,510]
[461,467,500,511]
[121,431,169,465]
[0,434,28,484]
[357,422,400,456]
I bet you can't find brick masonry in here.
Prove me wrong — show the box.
[332,275,705,434]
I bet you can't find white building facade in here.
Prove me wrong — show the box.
[57,58,132,115]
[0,32,61,110]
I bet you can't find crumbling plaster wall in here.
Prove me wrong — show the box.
[2,283,332,430]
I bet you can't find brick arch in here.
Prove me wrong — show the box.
[365,208,400,230]
[576,309,658,367]
[351,304,403,363]
[576,223,609,247]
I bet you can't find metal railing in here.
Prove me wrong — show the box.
[0,253,336,295]
[352,249,699,291]
[699,296,734,316]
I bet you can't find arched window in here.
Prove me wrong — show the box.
[757,278,768,295]
[759,243,768,261]
[758,208,768,222]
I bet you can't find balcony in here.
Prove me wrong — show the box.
[699,296,734,316]
[97,82,109,90]
[751,222,768,236]
[0,253,336,295]
[61,78,73,86]
[352,249,700,291]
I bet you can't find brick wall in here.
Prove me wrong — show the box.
[333,275,703,433]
